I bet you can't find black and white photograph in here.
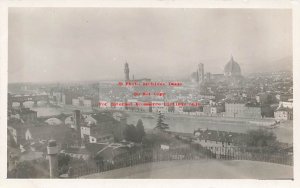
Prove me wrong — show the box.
[1,2,298,183]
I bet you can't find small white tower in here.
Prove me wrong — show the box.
[47,139,58,178]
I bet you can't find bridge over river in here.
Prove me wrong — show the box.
[8,93,49,108]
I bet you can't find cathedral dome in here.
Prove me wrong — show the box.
[224,56,241,76]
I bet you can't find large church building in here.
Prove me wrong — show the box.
[224,56,242,77]
[191,55,243,85]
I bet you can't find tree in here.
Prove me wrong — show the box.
[62,131,76,149]
[245,129,279,151]
[14,161,37,178]
[261,105,275,118]
[136,119,145,143]
[123,124,137,142]
[58,153,71,167]
[57,153,71,175]
[136,119,143,127]
[123,120,146,143]
[155,112,169,131]
[94,155,104,166]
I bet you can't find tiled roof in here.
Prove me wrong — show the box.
[62,147,90,155]
[96,146,128,161]
[275,106,293,112]
[26,125,70,143]
[85,143,108,155]
[90,132,113,139]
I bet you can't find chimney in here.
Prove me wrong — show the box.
[47,140,58,178]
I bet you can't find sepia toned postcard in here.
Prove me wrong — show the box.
[0,0,299,188]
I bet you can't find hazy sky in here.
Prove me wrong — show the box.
[8,8,292,83]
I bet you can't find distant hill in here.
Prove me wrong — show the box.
[267,56,293,72]
[243,56,292,75]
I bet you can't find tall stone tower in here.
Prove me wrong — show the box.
[124,62,130,81]
[197,63,204,85]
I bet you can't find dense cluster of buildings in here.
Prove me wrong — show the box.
[51,89,98,108]
[7,56,293,178]
[7,106,136,176]
[8,108,37,123]
[30,56,292,121]
[95,57,293,120]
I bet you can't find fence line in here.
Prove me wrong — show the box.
[70,146,293,178]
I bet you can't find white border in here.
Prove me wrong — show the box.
[0,1,299,188]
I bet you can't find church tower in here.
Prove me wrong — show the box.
[197,63,205,85]
[124,62,130,81]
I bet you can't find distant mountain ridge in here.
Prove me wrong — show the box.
[243,56,293,75]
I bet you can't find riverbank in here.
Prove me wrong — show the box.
[22,103,292,144]
[125,111,293,144]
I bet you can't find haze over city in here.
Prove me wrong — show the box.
[6,7,294,180]
[8,8,292,83]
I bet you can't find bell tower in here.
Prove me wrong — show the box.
[124,62,130,81]
[197,63,204,85]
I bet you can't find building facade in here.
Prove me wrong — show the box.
[274,108,293,120]
[225,103,261,118]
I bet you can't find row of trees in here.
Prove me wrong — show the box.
[123,119,146,143]
[8,160,49,178]
[244,129,280,150]
[124,111,170,142]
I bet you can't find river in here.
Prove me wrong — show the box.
[18,102,293,144]
[126,112,293,144]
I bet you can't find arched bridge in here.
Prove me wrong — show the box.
[8,93,50,108]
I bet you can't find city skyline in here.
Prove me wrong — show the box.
[3,1,296,181]
[8,8,292,83]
